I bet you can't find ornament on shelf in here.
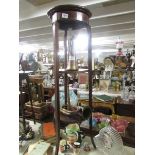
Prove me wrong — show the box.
[116,37,124,49]
[93,58,99,70]
[116,48,124,56]
[126,49,131,62]
[116,37,124,56]
[130,45,135,68]
[104,57,114,72]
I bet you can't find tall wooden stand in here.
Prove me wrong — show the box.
[47,5,96,155]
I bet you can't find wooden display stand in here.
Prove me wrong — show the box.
[25,75,47,121]
[25,101,50,120]
[47,5,95,155]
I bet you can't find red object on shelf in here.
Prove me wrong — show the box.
[42,122,56,139]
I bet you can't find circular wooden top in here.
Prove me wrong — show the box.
[47,4,92,18]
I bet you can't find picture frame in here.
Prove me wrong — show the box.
[78,72,88,84]
[99,79,110,92]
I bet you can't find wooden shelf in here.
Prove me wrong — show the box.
[59,68,88,73]
[42,63,54,66]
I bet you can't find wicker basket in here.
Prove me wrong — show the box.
[60,105,78,116]
[60,105,91,124]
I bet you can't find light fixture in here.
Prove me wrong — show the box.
[74,33,88,51]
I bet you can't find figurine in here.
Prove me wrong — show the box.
[130,45,135,68]
[83,142,91,152]
[116,48,124,56]
[115,81,121,92]
[130,53,135,68]
[126,49,131,68]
